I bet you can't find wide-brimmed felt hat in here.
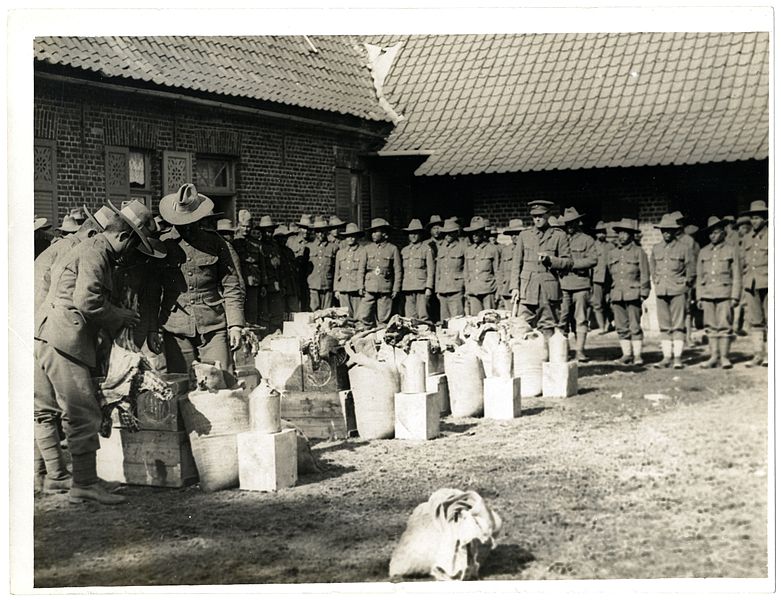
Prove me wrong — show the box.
[561,207,586,223]
[107,199,154,254]
[159,184,216,226]
[489,226,498,236]
[154,216,172,234]
[548,215,564,228]
[464,216,488,232]
[741,200,768,216]
[723,215,736,222]
[654,214,682,230]
[257,215,276,229]
[441,218,460,234]
[273,225,291,237]
[612,217,640,233]
[668,210,685,224]
[366,218,391,231]
[297,214,314,228]
[703,216,727,232]
[34,216,50,231]
[237,209,253,227]
[503,218,524,234]
[683,224,699,236]
[57,213,82,233]
[310,216,331,230]
[83,205,115,233]
[529,200,554,216]
[216,219,237,233]
[593,220,608,231]
[402,218,425,232]
[339,222,364,237]
[328,216,346,229]
[427,215,444,228]
[736,215,751,225]
[288,223,301,234]
[139,237,167,259]
[120,200,158,232]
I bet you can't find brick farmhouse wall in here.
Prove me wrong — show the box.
[34,77,385,227]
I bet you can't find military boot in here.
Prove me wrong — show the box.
[719,337,733,369]
[700,337,719,369]
[575,332,589,363]
[631,340,644,366]
[672,339,685,369]
[69,482,127,505]
[745,330,765,367]
[616,340,632,365]
[594,310,607,335]
[654,340,672,368]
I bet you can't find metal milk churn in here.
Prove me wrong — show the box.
[548,328,569,364]
[248,377,282,434]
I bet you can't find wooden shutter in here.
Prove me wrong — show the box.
[334,167,353,222]
[105,145,130,204]
[34,139,57,225]
[163,150,192,194]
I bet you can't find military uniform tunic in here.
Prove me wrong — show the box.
[306,239,337,311]
[607,243,650,340]
[232,236,264,323]
[740,224,768,330]
[334,244,367,317]
[434,238,466,321]
[401,241,435,320]
[650,237,695,340]
[697,240,742,338]
[559,231,598,334]
[464,240,500,314]
[278,241,301,313]
[34,233,81,314]
[497,242,517,309]
[259,238,286,333]
[358,241,401,325]
[590,238,614,325]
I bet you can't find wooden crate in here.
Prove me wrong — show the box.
[96,429,198,488]
[255,349,304,391]
[109,374,190,432]
[301,351,349,393]
[280,391,348,440]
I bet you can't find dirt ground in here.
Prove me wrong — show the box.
[33,335,769,587]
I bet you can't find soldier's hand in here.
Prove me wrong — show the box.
[540,254,552,267]
[247,275,260,286]
[117,308,141,328]
[425,288,433,298]
[391,291,398,300]
[147,331,163,354]
[229,326,243,350]
[259,286,268,298]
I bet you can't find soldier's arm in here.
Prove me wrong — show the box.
[357,246,367,294]
[510,237,523,292]
[548,232,573,270]
[425,245,435,290]
[684,244,696,287]
[334,249,342,286]
[392,245,402,294]
[695,251,705,299]
[219,237,247,328]
[730,246,742,301]
[72,252,125,330]
[648,247,656,282]
[639,248,651,299]
[572,236,598,269]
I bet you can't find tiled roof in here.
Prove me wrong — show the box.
[34,36,390,122]
[370,33,769,175]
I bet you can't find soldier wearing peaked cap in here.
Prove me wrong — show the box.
[497,219,524,310]
[434,218,466,322]
[464,216,500,315]
[740,200,769,367]
[401,219,435,320]
[607,218,650,365]
[509,200,573,338]
[34,201,154,504]
[357,218,402,326]
[696,216,742,369]
[334,223,367,318]
[150,184,246,374]
[305,216,337,311]
[589,220,613,335]
[649,213,696,369]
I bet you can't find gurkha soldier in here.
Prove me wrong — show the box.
[497,219,524,310]
[723,215,741,248]
[333,223,367,317]
[590,220,613,334]
[607,219,650,365]
[696,216,742,369]
[435,218,466,322]
[426,215,444,323]
[463,216,500,314]
[257,215,286,334]
[288,216,313,310]
[273,225,302,314]
[358,218,402,326]
[216,218,237,244]
[328,216,347,250]
[400,219,435,320]
[306,216,337,311]
[740,200,769,367]
[670,210,701,348]
[649,213,696,369]
[232,209,264,324]
[153,184,246,374]
[35,201,155,504]
[733,215,754,335]
[509,200,573,339]
[559,207,598,362]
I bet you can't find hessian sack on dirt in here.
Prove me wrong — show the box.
[389,488,503,581]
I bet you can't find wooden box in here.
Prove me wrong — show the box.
[542,361,579,398]
[394,392,440,441]
[280,390,348,440]
[426,373,450,416]
[96,429,197,488]
[109,373,190,432]
[301,351,349,393]
[255,349,304,392]
[483,376,522,420]
[237,429,298,492]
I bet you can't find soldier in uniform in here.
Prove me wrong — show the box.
[288,216,313,311]
[740,200,769,367]
[35,215,52,259]
[497,219,524,311]
[232,209,264,324]
[559,207,598,362]
[328,216,347,249]
[358,218,402,326]
[733,215,754,335]
[400,219,435,320]
[257,215,286,334]
[216,218,237,243]
[434,218,466,322]
[607,218,650,365]
[723,215,741,248]
[273,225,301,315]
[649,213,696,369]
[306,216,337,311]
[427,215,444,254]
[463,216,500,314]
[696,216,742,369]
[670,211,701,348]
[509,200,573,339]
[488,225,499,247]
[34,201,154,504]
[590,220,613,334]
[152,184,246,374]
[333,223,366,318]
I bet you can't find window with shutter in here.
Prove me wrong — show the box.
[34,139,57,226]
[105,145,130,205]
[163,151,193,195]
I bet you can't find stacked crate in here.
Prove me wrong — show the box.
[96,373,198,488]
